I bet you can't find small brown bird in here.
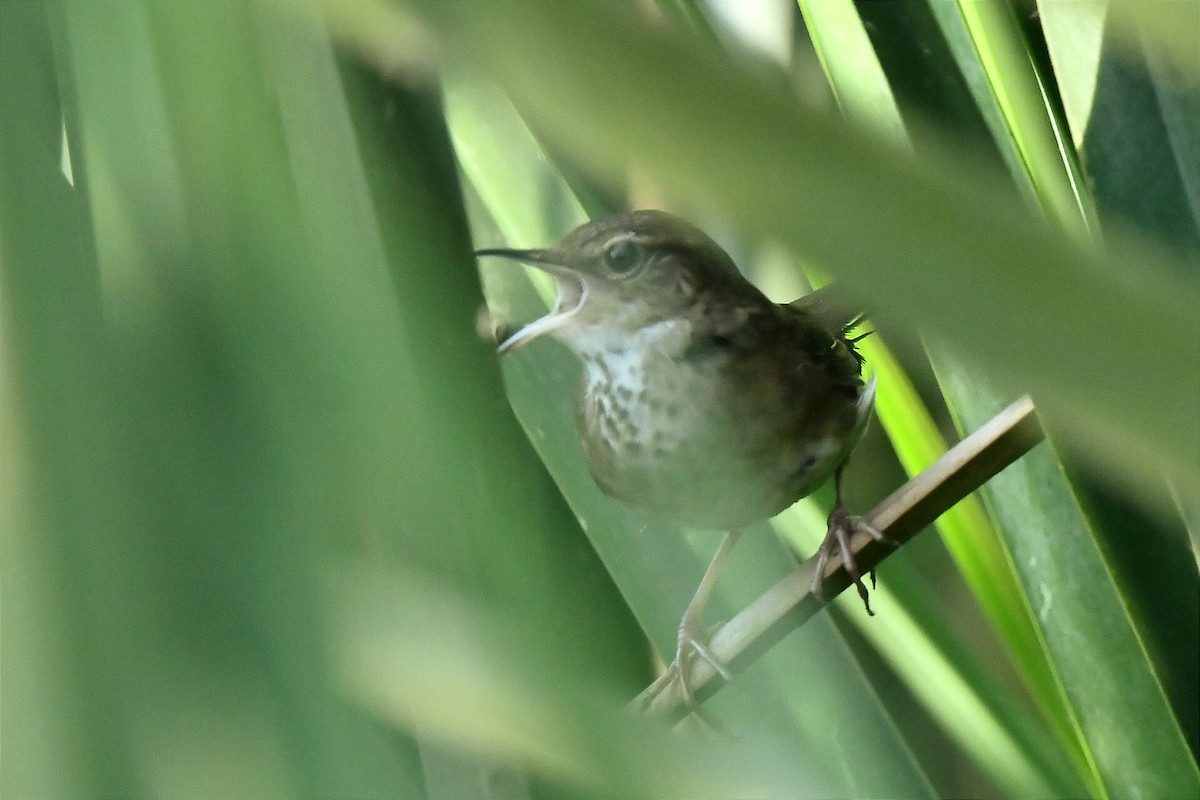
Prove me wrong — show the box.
[477,210,884,704]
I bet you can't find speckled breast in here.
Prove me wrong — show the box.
[574,345,867,530]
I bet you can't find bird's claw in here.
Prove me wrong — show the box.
[672,621,733,707]
[642,621,733,716]
[811,506,895,614]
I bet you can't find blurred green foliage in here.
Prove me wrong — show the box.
[2,1,1196,798]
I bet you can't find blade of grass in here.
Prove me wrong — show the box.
[923,4,1198,794]
[1040,0,1200,761]
[799,3,1087,793]
[1,5,126,795]
[939,0,1099,234]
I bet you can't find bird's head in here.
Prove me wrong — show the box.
[476,210,761,355]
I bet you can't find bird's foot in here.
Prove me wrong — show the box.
[641,620,734,719]
[671,619,733,708]
[810,506,895,614]
[639,530,740,720]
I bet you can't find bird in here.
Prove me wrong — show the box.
[476,209,885,705]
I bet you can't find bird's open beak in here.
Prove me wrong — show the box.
[474,248,587,354]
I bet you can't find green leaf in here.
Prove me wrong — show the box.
[904,3,1198,794]
[798,3,1087,795]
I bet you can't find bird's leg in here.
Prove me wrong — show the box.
[811,463,895,614]
[658,529,741,709]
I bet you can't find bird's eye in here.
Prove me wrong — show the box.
[602,237,644,276]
